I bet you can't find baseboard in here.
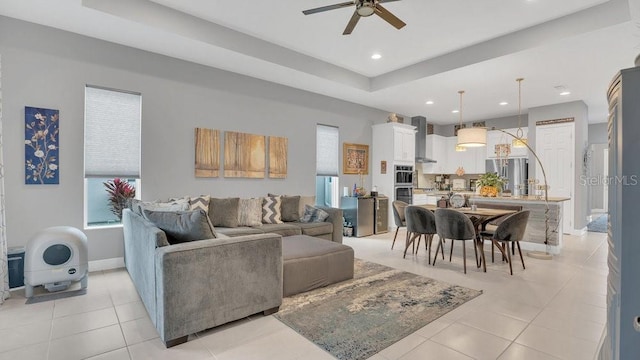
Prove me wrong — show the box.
[569,227,587,236]
[88,257,124,272]
[518,241,561,255]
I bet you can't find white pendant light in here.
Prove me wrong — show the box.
[456,90,487,148]
[512,78,528,148]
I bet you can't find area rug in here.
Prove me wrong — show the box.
[274,259,482,360]
[587,214,607,233]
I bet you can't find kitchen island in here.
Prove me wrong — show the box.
[468,195,570,254]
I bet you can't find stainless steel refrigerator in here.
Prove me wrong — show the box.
[485,158,528,195]
[341,197,374,237]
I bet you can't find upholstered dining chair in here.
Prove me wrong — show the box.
[391,200,408,250]
[433,208,482,274]
[480,210,530,275]
[403,206,438,263]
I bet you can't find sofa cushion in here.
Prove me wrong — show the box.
[298,195,316,219]
[210,197,240,228]
[300,204,330,223]
[295,221,333,238]
[262,196,283,224]
[215,226,264,237]
[268,194,300,222]
[189,195,210,214]
[129,198,190,216]
[256,223,301,237]
[238,198,262,226]
[143,209,216,245]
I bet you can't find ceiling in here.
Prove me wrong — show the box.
[1,0,639,124]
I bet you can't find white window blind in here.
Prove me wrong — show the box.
[84,86,141,178]
[316,125,339,176]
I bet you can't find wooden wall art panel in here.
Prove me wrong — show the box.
[269,136,288,179]
[224,131,265,178]
[194,128,220,178]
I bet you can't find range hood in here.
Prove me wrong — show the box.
[411,116,437,163]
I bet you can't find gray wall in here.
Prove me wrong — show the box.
[588,123,608,211]
[0,16,390,261]
[528,101,589,231]
[589,123,608,144]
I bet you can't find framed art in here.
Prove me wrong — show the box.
[25,106,59,184]
[343,143,369,175]
[194,128,220,178]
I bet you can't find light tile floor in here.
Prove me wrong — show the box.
[0,230,607,360]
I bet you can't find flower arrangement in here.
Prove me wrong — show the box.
[477,172,505,197]
[104,178,136,220]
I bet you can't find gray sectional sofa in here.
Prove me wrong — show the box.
[122,196,346,347]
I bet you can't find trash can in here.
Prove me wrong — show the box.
[7,247,25,288]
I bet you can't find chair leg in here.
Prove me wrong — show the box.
[403,232,418,259]
[391,227,399,249]
[427,234,433,265]
[516,241,525,270]
[462,241,467,274]
[512,242,515,255]
[491,241,495,263]
[433,238,444,266]
[473,237,479,268]
[506,242,513,275]
[479,239,487,272]
[416,234,422,255]
[449,239,454,262]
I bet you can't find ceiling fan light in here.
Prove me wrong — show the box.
[356,1,375,16]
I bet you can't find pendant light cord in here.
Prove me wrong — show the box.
[516,78,524,139]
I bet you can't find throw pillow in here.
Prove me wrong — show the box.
[129,198,190,216]
[298,195,316,219]
[143,209,216,245]
[268,194,300,222]
[209,197,240,228]
[262,195,283,224]
[189,195,210,214]
[300,204,330,223]
[238,198,262,227]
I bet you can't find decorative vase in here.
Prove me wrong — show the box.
[480,186,499,197]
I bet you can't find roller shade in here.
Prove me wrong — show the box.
[84,86,141,178]
[316,125,339,176]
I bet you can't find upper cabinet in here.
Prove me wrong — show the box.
[421,134,447,174]
[393,126,416,163]
[422,134,485,174]
[486,127,529,159]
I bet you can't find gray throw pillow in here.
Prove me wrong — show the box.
[143,209,216,245]
[209,197,240,228]
[238,198,263,226]
[268,194,300,222]
[300,204,330,223]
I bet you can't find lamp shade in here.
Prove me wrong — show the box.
[512,138,528,148]
[457,127,487,147]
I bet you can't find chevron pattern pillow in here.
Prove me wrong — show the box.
[262,195,283,224]
[189,195,210,213]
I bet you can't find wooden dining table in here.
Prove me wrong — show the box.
[417,204,517,272]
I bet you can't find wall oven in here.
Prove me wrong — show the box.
[395,187,413,204]
[395,165,414,186]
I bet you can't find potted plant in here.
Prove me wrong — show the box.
[104,178,136,220]
[477,172,505,197]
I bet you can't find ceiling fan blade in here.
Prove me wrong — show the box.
[303,1,355,15]
[374,4,406,29]
[378,0,402,3]
[343,10,361,35]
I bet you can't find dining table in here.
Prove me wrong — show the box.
[417,204,517,272]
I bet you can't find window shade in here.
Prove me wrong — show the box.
[84,86,141,178]
[316,125,339,176]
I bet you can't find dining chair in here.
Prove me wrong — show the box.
[433,208,482,274]
[480,210,530,275]
[474,202,523,260]
[391,200,408,250]
[403,206,438,263]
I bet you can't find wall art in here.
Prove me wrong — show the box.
[269,136,288,179]
[224,131,265,178]
[25,106,59,184]
[343,143,369,175]
[194,128,220,178]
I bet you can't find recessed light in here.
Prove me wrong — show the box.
[560,91,571,96]
[452,110,459,114]
[371,53,382,60]
[425,100,434,105]
[499,101,508,106]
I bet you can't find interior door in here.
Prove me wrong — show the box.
[536,123,574,233]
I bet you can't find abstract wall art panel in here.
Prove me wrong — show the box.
[224,131,265,178]
[194,128,220,178]
[25,106,59,185]
[269,136,287,179]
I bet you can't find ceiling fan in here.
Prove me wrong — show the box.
[302,0,406,35]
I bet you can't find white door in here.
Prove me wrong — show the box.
[536,123,574,233]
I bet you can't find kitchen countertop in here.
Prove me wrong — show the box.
[468,195,570,203]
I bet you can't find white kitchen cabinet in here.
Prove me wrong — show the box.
[421,134,447,174]
[393,126,416,163]
[413,193,428,205]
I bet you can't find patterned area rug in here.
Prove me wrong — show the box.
[587,214,607,233]
[274,259,482,360]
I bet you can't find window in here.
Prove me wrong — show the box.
[316,125,339,207]
[84,86,141,227]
